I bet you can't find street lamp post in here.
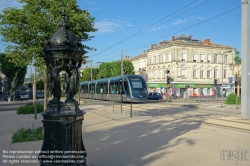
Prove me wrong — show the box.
[221,53,224,107]
[89,60,93,81]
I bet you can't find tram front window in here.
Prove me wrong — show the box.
[129,77,147,98]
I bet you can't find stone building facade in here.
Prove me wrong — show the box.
[132,34,236,99]
[131,53,147,81]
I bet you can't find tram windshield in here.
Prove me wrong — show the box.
[129,77,147,97]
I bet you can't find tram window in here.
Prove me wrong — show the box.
[109,83,113,94]
[131,81,143,88]
[90,84,95,94]
[97,84,104,94]
[130,77,147,93]
[118,80,124,94]
[103,83,108,94]
[110,82,118,94]
[81,85,88,93]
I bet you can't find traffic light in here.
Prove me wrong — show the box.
[165,70,170,74]
[167,76,171,84]
[214,79,217,86]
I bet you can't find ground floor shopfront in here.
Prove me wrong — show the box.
[147,82,235,99]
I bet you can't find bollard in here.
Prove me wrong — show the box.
[130,99,132,118]
[121,94,123,114]
[113,94,114,113]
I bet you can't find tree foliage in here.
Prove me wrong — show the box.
[80,68,99,82]
[225,93,241,105]
[80,60,135,82]
[0,53,26,90]
[123,60,135,75]
[230,50,241,78]
[0,0,97,70]
[36,80,44,90]
[98,63,112,78]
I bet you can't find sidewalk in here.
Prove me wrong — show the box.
[80,100,250,132]
[0,102,250,166]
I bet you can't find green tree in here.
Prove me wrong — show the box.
[0,53,26,90]
[98,63,112,78]
[230,51,241,78]
[229,50,241,96]
[80,68,99,81]
[123,60,135,75]
[27,82,32,89]
[36,80,44,90]
[0,0,97,107]
[98,60,135,79]
[0,0,97,68]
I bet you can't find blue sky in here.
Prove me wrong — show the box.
[0,0,242,75]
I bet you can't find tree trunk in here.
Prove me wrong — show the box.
[10,71,18,90]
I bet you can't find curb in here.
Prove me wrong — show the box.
[0,106,20,111]
[202,120,250,132]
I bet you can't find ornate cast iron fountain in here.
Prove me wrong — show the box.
[38,10,87,166]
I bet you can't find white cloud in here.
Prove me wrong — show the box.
[148,25,169,32]
[171,16,205,26]
[172,19,187,25]
[0,0,23,12]
[95,19,133,34]
[84,0,96,5]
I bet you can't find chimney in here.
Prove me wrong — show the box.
[160,41,163,45]
[172,36,175,41]
[151,44,157,49]
[188,36,192,40]
[204,39,210,45]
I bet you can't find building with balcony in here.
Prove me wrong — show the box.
[132,34,236,99]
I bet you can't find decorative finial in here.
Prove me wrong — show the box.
[57,7,70,30]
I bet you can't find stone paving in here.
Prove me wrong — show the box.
[79,101,250,131]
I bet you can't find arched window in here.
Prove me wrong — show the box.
[193,66,197,78]
[181,65,186,77]
[214,66,218,78]
[207,67,211,78]
[200,66,204,78]
[153,68,156,79]
[158,67,161,78]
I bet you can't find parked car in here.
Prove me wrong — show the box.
[19,90,31,100]
[28,91,44,99]
[147,92,163,100]
[13,91,20,100]
[36,92,44,99]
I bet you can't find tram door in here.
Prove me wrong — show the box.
[122,78,131,101]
